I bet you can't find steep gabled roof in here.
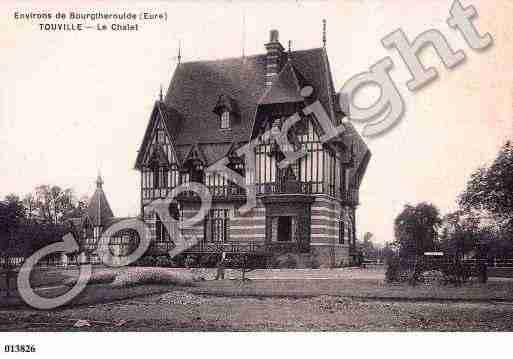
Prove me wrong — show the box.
[182,143,208,165]
[138,45,369,175]
[134,100,182,169]
[164,48,337,151]
[87,176,114,227]
[259,61,304,105]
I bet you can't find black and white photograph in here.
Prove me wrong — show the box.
[1,0,513,356]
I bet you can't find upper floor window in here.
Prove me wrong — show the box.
[221,111,230,129]
[152,167,168,189]
[157,128,166,144]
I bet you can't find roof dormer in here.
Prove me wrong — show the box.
[213,94,239,130]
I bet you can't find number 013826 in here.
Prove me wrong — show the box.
[4,345,36,353]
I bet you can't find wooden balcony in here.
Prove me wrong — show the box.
[186,241,267,254]
[144,182,357,204]
[259,181,313,195]
[177,185,246,202]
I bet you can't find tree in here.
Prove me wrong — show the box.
[459,141,513,235]
[381,241,396,262]
[22,193,37,220]
[0,194,26,252]
[33,185,77,224]
[360,232,376,259]
[1,194,27,297]
[62,194,88,221]
[394,202,442,257]
[438,210,488,258]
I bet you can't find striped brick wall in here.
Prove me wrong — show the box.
[309,195,353,266]
[180,203,206,242]
[230,202,266,242]
[310,196,341,244]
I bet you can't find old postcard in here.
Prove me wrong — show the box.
[1,0,512,356]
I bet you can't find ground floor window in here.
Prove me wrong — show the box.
[206,208,229,242]
[277,216,292,242]
[270,216,297,242]
[156,215,171,243]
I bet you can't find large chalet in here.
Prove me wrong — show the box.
[134,29,370,267]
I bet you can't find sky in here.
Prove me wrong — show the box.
[1,0,513,244]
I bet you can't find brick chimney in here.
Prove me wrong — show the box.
[264,29,285,87]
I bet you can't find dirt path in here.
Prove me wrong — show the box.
[2,291,513,331]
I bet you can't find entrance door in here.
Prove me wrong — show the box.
[277,216,292,242]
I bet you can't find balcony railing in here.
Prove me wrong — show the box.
[144,183,359,204]
[177,185,246,201]
[184,241,308,255]
[258,181,313,195]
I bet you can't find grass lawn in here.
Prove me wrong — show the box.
[190,278,513,302]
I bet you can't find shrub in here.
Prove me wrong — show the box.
[184,255,197,268]
[135,256,157,267]
[440,261,472,285]
[385,256,401,282]
[111,268,201,288]
[275,254,298,269]
[422,270,445,285]
[154,256,177,268]
[63,269,117,287]
[198,254,220,268]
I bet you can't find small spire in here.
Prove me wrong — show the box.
[96,171,104,189]
[242,12,246,59]
[288,40,292,58]
[322,19,327,48]
[177,39,182,65]
[159,84,163,102]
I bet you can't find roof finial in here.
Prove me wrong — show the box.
[322,19,327,48]
[177,39,182,65]
[96,170,103,189]
[288,40,292,58]
[159,84,163,102]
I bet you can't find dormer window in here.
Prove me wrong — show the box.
[213,94,238,130]
[221,111,230,129]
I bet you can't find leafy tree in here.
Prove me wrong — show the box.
[459,141,513,235]
[61,194,89,221]
[0,194,26,253]
[381,241,396,262]
[438,210,498,258]
[394,202,442,257]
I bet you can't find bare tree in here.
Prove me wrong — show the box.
[33,185,76,224]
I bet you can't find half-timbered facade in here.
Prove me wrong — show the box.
[135,29,371,267]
